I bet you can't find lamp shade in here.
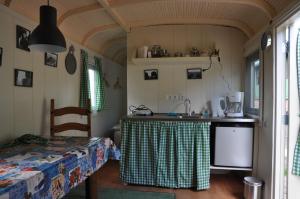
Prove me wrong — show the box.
[29,5,66,53]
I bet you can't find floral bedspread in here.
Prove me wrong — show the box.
[0,137,120,199]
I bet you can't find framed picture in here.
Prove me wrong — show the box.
[144,69,158,80]
[0,47,2,66]
[14,69,33,87]
[16,25,31,52]
[187,68,202,79]
[45,52,58,67]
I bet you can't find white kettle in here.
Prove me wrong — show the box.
[211,97,226,117]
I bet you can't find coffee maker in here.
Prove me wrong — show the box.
[225,92,244,117]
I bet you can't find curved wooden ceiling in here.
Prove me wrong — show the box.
[1,0,296,65]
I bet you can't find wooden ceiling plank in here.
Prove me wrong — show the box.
[233,0,276,19]
[81,24,120,45]
[109,0,276,19]
[130,17,255,38]
[4,0,13,7]
[97,0,130,32]
[58,3,104,26]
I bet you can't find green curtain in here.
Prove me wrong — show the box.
[94,57,105,111]
[293,30,300,176]
[121,120,162,185]
[79,49,90,108]
[120,120,210,190]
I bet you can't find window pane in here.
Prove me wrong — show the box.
[251,60,260,109]
[245,51,260,116]
[88,69,96,109]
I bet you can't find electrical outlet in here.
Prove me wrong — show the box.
[180,95,184,101]
[165,95,184,101]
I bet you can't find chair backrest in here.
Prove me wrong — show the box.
[50,99,91,137]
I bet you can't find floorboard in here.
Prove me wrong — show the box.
[65,160,244,199]
[95,160,244,199]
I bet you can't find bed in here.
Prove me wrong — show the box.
[0,135,120,199]
[0,99,120,199]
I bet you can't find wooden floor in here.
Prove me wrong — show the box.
[90,160,244,199]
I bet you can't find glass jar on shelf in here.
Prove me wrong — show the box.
[151,45,161,58]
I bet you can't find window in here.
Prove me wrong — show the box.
[298,29,300,71]
[87,58,105,112]
[245,51,260,116]
[88,66,96,110]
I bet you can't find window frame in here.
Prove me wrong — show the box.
[245,50,261,116]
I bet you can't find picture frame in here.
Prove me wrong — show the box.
[187,68,202,79]
[0,47,2,66]
[16,25,31,52]
[14,69,33,87]
[144,69,158,80]
[45,52,58,67]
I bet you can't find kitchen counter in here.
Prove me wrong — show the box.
[124,114,257,123]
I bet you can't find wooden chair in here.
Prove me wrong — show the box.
[50,99,91,137]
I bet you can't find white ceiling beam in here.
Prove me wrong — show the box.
[58,3,104,26]
[81,24,120,45]
[97,0,130,32]
[109,0,276,19]
[130,17,254,38]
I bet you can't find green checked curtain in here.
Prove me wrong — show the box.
[120,120,210,190]
[94,56,105,111]
[292,29,300,176]
[79,49,90,108]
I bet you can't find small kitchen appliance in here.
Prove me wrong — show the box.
[225,92,244,117]
[129,105,153,116]
[211,97,226,117]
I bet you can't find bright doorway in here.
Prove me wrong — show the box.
[275,10,300,199]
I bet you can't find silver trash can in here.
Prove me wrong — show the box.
[244,176,263,199]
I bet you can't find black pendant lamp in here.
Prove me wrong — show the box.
[29,0,66,53]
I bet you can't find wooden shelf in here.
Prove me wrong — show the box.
[210,165,253,171]
[131,56,218,65]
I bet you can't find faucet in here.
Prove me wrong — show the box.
[184,98,191,116]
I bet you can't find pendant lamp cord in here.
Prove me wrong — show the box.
[47,0,49,6]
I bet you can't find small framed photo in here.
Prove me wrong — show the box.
[0,47,2,66]
[45,52,58,67]
[16,25,31,52]
[14,69,33,87]
[187,68,202,79]
[144,69,158,80]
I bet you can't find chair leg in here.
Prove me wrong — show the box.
[85,177,91,199]
[85,174,98,199]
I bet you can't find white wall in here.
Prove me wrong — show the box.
[0,5,124,142]
[127,25,247,114]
